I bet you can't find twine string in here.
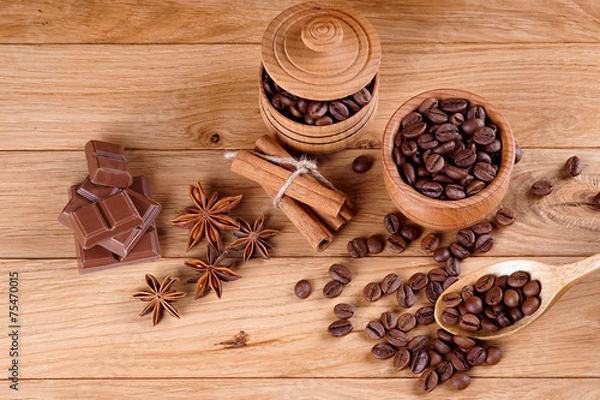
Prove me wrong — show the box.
[224,150,338,208]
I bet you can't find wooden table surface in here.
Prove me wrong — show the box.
[1,1,600,398]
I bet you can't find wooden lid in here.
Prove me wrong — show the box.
[262,2,381,101]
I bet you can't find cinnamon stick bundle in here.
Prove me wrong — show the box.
[254,135,353,231]
[228,135,353,251]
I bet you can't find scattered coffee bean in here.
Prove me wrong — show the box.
[474,234,493,253]
[397,312,417,332]
[456,229,476,248]
[408,272,429,291]
[367,235,384,254]
[383,213,402,234]
[433,247,451,263]
[393,348,412,370]
[380,311,398,331]
[328,319,353,337]
[294,279,312,299]
[485,346,503,365]
[411,350,430,374]
[419,369,439,392]
[329,264,352,285]
[363,282,382,302]
[396,284,416,308]
[445,257,462,276]
[352,155,373,174]
[432,339,452,355]
[514,145,523,163]
[400,224,423,241]
[436,360,455,383]
[426,280,444,304]
[371,343,396,360]
[564,155,583,177]
[471,220,493,235]
[531,179,553,196]
[365,320,386,340]
[421,233,440,252]
[450,350,470,372]
[380,273,402,294]
[449,242,471,260]
[495,207,516,226]
[387,234,408,253]
[450,371,471,390]
[415,306,435,325]
[333,303,354,319]
[323,280,344,298]
[386,328,410,348]
[347,238,368,258]
[428,350,444,368]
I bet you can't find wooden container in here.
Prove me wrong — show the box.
[382,89,516,231]
[260,2,381,154]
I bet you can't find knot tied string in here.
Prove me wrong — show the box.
[224,150,338,209]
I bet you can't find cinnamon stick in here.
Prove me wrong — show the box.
[230,149,346,218]
[260,184,333,251]
[254,135,353,230]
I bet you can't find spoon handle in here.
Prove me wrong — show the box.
[557,253,600,295]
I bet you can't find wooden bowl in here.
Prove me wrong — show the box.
[381,89,516,231]
[259,2,381,154]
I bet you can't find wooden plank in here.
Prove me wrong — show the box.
[0,44,598,151]
[0,1,598,44]
[5,378,600,399]
[0,149,599,258]
[1,256,600,382]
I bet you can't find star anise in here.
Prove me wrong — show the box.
[227,214,279,262]
[170,181,242,252]
[185,244,241,299]
[132,274,186,326]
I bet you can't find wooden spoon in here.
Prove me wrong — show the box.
[434,253,600,341]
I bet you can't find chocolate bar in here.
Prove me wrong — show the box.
[58,186,91,229]
[76,227,161,274]
[77,175,122,202]
[85,140,133,187]
[97,188,161,258]
[69,190,143,249]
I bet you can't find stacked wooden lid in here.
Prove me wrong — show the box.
[259,1,381,153]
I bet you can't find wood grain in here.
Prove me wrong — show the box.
[0,1,599,398]
[1,256,599,388]
[7,378,600,399]
[0,1,597,44]
[0,44,598,151]
[1,149,600,259]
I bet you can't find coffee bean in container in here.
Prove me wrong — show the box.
[260,1,381,154]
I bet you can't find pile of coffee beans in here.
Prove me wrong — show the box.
[392,97,503,200]
[368,318,502,392]
[440,270,542,333]
[263,71,374,126]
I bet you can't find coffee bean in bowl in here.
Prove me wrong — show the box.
[382,89,516,231]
